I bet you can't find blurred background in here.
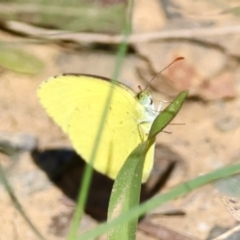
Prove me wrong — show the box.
[0,0,240,239]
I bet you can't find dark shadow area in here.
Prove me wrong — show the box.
[141,144,185,201]
[31,143,184,225]
[31,148,113,221]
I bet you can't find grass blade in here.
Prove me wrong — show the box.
[79,162,240,240]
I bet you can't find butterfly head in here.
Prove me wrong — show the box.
[136,89,153,107]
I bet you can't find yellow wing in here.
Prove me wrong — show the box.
[38,75,154,182]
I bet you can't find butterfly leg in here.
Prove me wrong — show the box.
[137,119,152,141]
[137,123,150,142]
[157,101,163,112]
[137,124,145,142]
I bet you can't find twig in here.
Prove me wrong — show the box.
[139,218,200,240]
[212,224,240,240]
[168,6,240,19]
[3,21,240,45]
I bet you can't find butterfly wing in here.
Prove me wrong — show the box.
[38,75,88,133]
[38,75,154,182]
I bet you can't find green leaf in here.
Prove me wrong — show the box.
[107,141,149,240]
[149,91,188,139]
[0,1,126,33]
[0,46,44,75]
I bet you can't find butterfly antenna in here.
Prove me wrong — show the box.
[144,57,184,91]
[138,85,143,92]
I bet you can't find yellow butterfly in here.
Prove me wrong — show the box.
[38,75,161,182]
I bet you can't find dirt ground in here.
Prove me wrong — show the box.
[1,1,240,240]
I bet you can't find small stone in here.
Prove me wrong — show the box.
[215,117,239,132]
[0,132,38,156]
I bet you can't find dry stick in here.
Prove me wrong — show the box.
[4,21,240,45]
[212,224,240,240]
[139,218,200,240]
[167,6,240,19]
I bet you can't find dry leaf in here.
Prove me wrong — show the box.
[220,195,240,221]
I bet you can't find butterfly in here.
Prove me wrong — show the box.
[38,74,162,182]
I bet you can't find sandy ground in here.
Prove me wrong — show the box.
[1,2,240,239]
